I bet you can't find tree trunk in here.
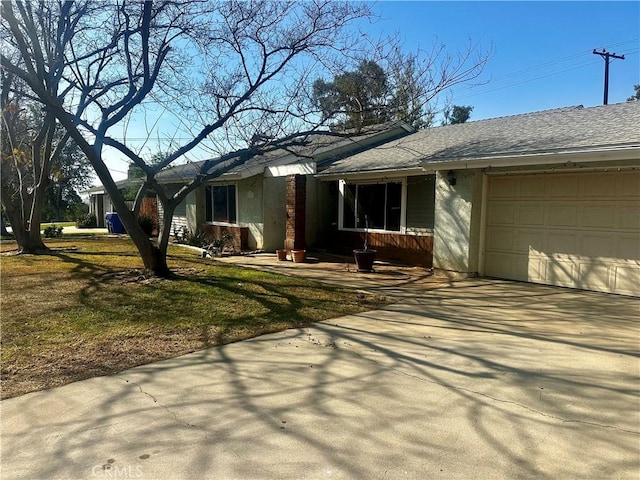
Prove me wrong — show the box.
[2,198,48,253]
[152,199,177,277]
[118,205,171,277]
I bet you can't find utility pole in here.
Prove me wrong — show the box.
[593,49,625,105]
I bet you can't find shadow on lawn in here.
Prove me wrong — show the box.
[46,245,380,348]
[2,280,639,479]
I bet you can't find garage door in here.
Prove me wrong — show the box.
[484,170,640,296]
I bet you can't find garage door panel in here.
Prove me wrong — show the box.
[547,204,579,227]
[618,172,640,197]
[580,233,614,258]
[546,230,578,254]
[484,252,516,278]
[577,263,610,292]
[580,204,616,228]
[546,258,577,285]
[485,227,515,251]
[484,171,640,296]
[520,176,546,198]
[518,204,545,225]
[549,175,578,197]
[616,205,640,230]
[488,177,517,198]
[613,266,640,296]
[526,256,545,282]
[516,229,544,254]
[616,235,640,259]
[487,203,515,225]
[580,174,617,198]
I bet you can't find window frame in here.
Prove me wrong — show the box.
[338,179,407,234]
[205,183,238,225]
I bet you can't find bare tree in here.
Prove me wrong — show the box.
[1,72,71,253]
[1,1,489,276]
[1,0,375,275]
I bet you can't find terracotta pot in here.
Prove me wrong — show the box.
[292,249,306,263]
[353,249,377,272]
[276,249,288,261]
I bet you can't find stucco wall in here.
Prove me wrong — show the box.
[467,172,484,274]
[237,176,264,250]
[185,189,202,235]
[433,170,483,274]
[262,176,287,251]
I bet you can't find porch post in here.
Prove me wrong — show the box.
[285,174,306,251]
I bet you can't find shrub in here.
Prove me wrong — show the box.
[76,213,97,228]
[44,224,64,238]
[138,214,157,237]
[172,226,208,247]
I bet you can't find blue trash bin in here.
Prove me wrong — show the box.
[105,212,126,234]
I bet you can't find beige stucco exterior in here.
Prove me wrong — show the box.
[262,176,286,251]
[432,169,483,275]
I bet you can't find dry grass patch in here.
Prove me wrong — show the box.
[1,237,389,398]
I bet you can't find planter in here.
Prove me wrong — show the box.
[353,249,377,273]
[292,249,306,263]
[276,249,288,261]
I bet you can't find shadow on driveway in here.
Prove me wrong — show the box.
[1,279,638,479]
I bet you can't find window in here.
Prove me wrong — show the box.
[205,185,237,224]
[341,181,403,232]
[406,175,435,230]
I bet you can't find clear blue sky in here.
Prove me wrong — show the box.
[367,1,639,120]
[102,1,638,182]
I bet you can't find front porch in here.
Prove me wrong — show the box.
[326,230,433,268]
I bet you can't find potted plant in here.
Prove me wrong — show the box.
[292,249,306,263]
[353,215,376,272]
[276,249,288,261]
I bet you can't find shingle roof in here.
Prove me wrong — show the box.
[317,102,640,176]
[83,177,141,195]
[154,122,412,184]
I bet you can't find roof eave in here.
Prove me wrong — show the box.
[316,166,425,181]
[420,145,640,172]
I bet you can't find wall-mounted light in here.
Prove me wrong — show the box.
[447,170,457,186]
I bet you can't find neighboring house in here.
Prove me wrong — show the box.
[84,168,158,228]
[317,102,640,296]
[154,123,414,252]
[84,178,141,228]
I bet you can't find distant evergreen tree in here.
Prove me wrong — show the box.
[442,105,473,125]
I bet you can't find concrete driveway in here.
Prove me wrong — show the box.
[1,279,639,479]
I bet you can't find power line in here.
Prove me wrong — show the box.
[484,38,637,84]
[450,39,638,101]
[455,60,602,100]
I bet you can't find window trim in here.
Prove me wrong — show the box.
[205,183,238,225]
[338,179,407,234]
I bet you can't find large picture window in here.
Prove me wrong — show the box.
[205,184,237,224]
[341,181,402,232]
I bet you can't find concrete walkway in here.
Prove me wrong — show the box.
[1,255,639,479]
[214,251,447,299]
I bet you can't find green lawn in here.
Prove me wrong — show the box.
[1,237,389,398]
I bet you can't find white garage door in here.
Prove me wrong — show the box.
[484,170,640,296]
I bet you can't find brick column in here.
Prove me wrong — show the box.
[284,174,306,251]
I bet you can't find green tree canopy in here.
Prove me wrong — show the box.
[313,49,487,132]
[43,138,92,222]
[442,105,474,125]
[313,60,391,131]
